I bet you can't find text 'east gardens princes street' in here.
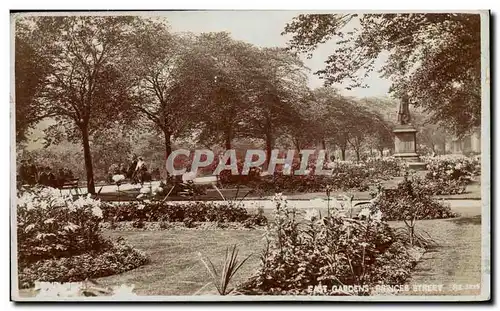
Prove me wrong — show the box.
[11,11,489,302]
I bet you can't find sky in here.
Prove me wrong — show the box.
[161,10,392,98]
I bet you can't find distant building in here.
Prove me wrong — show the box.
[445,128,481,154]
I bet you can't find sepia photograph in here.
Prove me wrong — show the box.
[10,10,490,301]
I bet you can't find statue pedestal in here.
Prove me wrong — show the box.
[393,125,427,170]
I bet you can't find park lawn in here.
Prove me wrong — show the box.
[91,213,482,297]
[96,229,266,296]
[396,215,483,296]
[17,202,482,297]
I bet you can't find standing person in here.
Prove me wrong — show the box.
[135,157,145,172]
[127,154,138,180]
[134,156,149,186]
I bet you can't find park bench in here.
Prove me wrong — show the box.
[59,178,81,195]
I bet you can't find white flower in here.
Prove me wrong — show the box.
[44,218,55,224]
[39,200,49,210]
[136,194,144,199]
[24,224,36,233]
[273,193,287,202]
[112,174,126,183]
[304,209,320,221]
[372,210,383,222]
[358,208,371,219]
[91,206,103,218]
[152,186,163,195]
[137,204,145,210]
[25,201,35,211]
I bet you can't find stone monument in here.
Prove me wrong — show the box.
[393,95,426,170]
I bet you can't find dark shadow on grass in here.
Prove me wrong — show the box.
[446,215,482,226]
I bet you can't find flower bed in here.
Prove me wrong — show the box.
[16,187,148,288]
[425,155,480,182]
[100,221,266,231]
[238,196,423,295]
[420,155,480,195]
[246,158,404,194]
[101,201,267,228]
[19,238,147,289]
[370,176,457,221]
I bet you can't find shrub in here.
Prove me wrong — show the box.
[371,175,457,221]
[101,201,264,225]
[16,186,148,288]
[17,187,105,265]
[243,207,268,228]
[425,155,480,183]
[19,238,148,289]
[183,217,195,228]
[238,195,419,295]
[419,178,467,195]
[246,158,403,194]
[132,219,145,229]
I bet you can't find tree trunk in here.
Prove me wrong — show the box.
[164,131,172,181]
[81,126,95,194]
[321,139,328,161]
[341,148,346,161]
[379,148,384,157]
[355,149,360,161]
[265,132,273,167]
[294,138,302,162]
[225,127,232,150]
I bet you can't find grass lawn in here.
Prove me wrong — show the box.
[396,216,483,296]
[97,229,266,296]
[17,201,483,297]
[89,206,482,297]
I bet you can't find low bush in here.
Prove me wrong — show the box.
[244,158,403,194]
[370,176,457,221]
[16,186,148,288]
[19,238,147,289]
[101,201,266,225]
[238,195,420,295]
[17,187,106,265]
[419,178,467,195]
[425,155,480,183]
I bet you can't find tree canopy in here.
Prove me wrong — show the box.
[283,13,481,136]
[16,16,138,193]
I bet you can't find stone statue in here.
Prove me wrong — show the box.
[398,95,411,125]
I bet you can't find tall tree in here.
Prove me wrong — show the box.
[243,47,310,163]
[283,13,481,136]
[14,20,51,142]
[358,97,395,156]
[127,19,200,168]
[191,32,260,150]
[20,16,137,193]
